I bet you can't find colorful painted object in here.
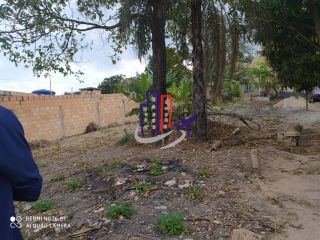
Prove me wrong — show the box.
[136,89,197,149]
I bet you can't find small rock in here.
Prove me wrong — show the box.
[22,203,32,212]
[231,228,258,240]
[154,205,168,210]
[115,178,127,186]
[178,180,191,189]
[93,207,104,213]
[165,178,176,187]
[218,190,225,195]
[181,172,187,177]
[129,191,136,197]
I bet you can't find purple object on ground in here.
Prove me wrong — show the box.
[174,115,198,142]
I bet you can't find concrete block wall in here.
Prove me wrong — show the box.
[0,93,137,141]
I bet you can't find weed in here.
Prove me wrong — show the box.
[135,182,152,193]
[197,170,209,178]
[65,180,83,190]
[150,167,165,176]
[187,186,205,200]
[151,156,162,164]
[117,130,134,145]
[50,175,65,183]
[33,199,55,212]
[112,159,123,167]
[106,202,134,219]
[93,165,111,173]
[159,212,186,235]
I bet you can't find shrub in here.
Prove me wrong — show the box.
[151,156,162,164]
[117,130,134,145]
[150,167,165,176]
[65,180,83,190]
[159,212,186,235]
[187,186,205,200]
[222,80,244,99]
[33,199,55,212]
[135,182,152,193]
[107,202,134,219]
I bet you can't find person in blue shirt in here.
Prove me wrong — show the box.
[0,106,43,240]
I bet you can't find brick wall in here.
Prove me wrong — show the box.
[0,93,137,141]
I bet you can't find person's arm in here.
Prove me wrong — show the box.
[0,109,42,202]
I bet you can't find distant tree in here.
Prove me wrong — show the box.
[241,0,320,110]
[98,75,126,94]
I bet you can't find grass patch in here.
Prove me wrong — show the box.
[151,156,162,164]
[197,170,209,178]
[112,159,123,167]
[159,212,186,235]
[106,202,134,219]
[50,175,65,183]
[93,165,111,173]
[187,186,205,200]
[135,182,152,193]
[117,131,134,145]
[33,199,55,212]
[65,180,83,190]
[150,166,166,176]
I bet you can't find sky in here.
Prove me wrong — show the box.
[0,42,146,95]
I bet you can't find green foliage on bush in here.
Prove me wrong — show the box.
[159,212,186,235]
[107,202,134,219]
[151,156,162,164]
[222,80,243,99]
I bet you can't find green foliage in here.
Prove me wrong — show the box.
[197,170,209,178]
[112,159,123,167]
[135,181,152,193]
[187,186,205,200]
[65,180,83,190]
[159,212,186,235]
[151,156,162,164]
[150,167,166,176]
[107,202,134,219]
[93,165,111,173]
[98,75,126,94]
[168,79,192,118]
[50,175,65,183]
[222,80,243,99]
[33,199,55,213]
[241,0,320,103]
[117,130,134,145]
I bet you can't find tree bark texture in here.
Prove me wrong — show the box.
[192,0,208,141]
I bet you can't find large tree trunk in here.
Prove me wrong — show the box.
[151,0,167,94]
[192,0,208,141]
[212,10,226,98]
[228,26,239,80]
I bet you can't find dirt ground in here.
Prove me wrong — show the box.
[16,99,320,240]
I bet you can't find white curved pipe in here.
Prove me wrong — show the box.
[160,130,186,149]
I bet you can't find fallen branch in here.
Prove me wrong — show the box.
[67,225,102,237]
[210,128,240,151]
[208,111,261,130]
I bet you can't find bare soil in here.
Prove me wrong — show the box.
[16,100,320,240]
